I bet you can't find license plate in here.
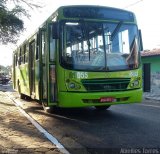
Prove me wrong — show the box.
[100,97,115,103]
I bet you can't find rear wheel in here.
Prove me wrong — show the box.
[20,93,26,99]
[94,105,111,110]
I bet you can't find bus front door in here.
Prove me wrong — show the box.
[40,29,48,105]
[29,40,35,98]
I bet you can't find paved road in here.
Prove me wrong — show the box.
[2,84,160,154]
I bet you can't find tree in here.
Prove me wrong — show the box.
[0,0,41,44]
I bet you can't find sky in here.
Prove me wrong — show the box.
[0,0,160,66]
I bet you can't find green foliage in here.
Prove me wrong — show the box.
[0,0,41,44]
[0,6,24,44]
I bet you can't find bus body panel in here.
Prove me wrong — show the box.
[19,64,30,96]
[14,63,30,96]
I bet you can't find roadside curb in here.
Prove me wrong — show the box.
[6,92,70,154]
[143,93,160,102]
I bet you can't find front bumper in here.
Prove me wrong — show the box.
[56,88,142,108]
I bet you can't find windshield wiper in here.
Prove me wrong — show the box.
[111,21,123,41]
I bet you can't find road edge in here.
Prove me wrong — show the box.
[6,92,70,154]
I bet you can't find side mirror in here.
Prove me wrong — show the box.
[138,30,143,51]
[52,22,59,39]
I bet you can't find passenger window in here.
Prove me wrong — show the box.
[36,34,40,60]
[41,31,45,57]
[50,25,56,61]
[19,48,22,65]
[24,44,26,63]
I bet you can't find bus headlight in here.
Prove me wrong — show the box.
[68,82,81,90]
[131,80,139,87]
[69,82,76,89]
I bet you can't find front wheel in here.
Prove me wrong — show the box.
[94,105,111,110]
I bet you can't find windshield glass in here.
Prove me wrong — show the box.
[60,21,139,71]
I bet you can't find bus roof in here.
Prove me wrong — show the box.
[54,5,136,22]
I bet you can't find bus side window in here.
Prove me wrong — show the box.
[41,31,45,57]
[26,44,29,63]
[23,44,26,64]
[50,25,56,61]
[15,53,18,66]
[19,48,22,65]
[14,54,16,66]
[36,34,39,60]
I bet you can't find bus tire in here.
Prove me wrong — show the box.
[20,93,26,99]
[94,105,111,110]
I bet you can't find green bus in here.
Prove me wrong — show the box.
[13,5,143,110]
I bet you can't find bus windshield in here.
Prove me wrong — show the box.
[61,21,139,71]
